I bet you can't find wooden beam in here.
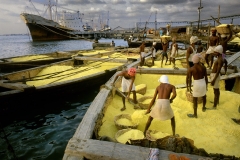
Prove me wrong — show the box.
[65,138,209,160]
[136,68,234,75]
[226,52,240,65]
[0,80,35,91]
[73,57,128,63]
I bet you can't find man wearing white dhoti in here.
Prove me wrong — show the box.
[144,75,176,136]
[186,54,208,118]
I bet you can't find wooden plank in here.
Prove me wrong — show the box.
[226,51,240,65]
[136,68,234,75]
[220,72,240,80]
[0,80,35,91]
[65,138,209,160]
[73,57,128,63]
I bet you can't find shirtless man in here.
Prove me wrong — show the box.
[140,41,146,66]
[169,38,178,69]
[144,75,176,136]
[161,39,169,67]
[210,45,224,109]
[186,36,198,68]
[112,68,138,111]
[186,54,208,118]
[205,28,219,69]
[218,25,232,74]
[151,42,157,65]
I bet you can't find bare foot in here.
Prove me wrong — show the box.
[202,107,207,112]
[120,107,126,111]
[187,114,197,118]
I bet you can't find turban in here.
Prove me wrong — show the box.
[214,45,223,54]
[221,34,227,38]
[190,36,198,44]
[158,75,169,83]
[128,67,136,76]
[192,54,200,64]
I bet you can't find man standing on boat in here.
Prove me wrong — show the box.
[186,36,198,68]
[210,45,224,109]
[169,37,178,69]
[140,41,146,66]
[112,68,138,111]
[151,42,157,65]
[186,54,208,118]
[205,28,219,69]
[161,38,169,67]
[218,25,232,75]
[144,75,176,136]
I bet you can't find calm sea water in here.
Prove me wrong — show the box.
[0,35,128,160]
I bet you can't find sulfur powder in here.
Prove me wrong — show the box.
[116,129,144,144]
[116,118,134,126]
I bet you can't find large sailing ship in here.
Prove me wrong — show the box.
[20,0,95,41]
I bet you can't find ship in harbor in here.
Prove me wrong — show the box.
[20,0,104,41]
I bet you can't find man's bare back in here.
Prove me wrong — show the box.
[189,64,207,80]
[156,83,176,99]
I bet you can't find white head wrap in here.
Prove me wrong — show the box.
[214,45,223,54]
[221,34,227,38]
[153,42,156,45]
[190,36,198,44]
[192,54,200,64]
[158,75,169,83]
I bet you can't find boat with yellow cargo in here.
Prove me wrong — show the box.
[0,49,117,73]
[0,49,143,117]
[63,51,240,160]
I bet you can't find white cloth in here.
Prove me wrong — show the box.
[121,76,135,92]
[210,73,220,89]
[141,52,146,57]
[214,45,223,54]
[188,46,197,62]
[147,148,159,160]
[190,36,198,44]
[193,78,207,97]
[171,44,177,58]
[150,99,174,121]
[152,47,156,57]
[206,46,216,54]
[158,75,169,83]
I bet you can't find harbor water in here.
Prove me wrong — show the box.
[0,35,128,160]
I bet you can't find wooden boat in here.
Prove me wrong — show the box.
[63,53,240,160]
[0,49,115,73]
[0,50,139,116]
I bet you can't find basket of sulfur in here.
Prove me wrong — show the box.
[114,114,138,130]
[146,130,170,141]
[216,24,233,34]
[161,36,171,42]
[138,96,153,109]
[115,128,144,144]
[185,91,203,104]
[135,84,147,95]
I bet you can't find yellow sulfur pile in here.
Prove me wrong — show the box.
[142,98,152,105]
[11,55,53,62]
[116,129,144,144]
[149,131,170,140]
[116,118,134,126]
[131,110,147,123]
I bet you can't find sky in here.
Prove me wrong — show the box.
[0,0,240,35]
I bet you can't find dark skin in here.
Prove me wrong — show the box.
[161,40,169,67]
[211,51,224,108]
[218,25,232,74]
[186,43,196,68]
[112,70,137,111]
[140,42,145,66]
[186,62,208,118]
[144,83,176,136]
[169,39,178,68]
[206,30,219,68]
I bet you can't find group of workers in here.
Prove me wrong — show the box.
[112,25,239,137]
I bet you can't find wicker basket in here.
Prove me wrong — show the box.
[138,96,153,109]
[114,114,138,130]
[216,24,233,34]
[186,91,203,104]
[115,128,144,144]
[146,130,170,141]
[135,84,147,95]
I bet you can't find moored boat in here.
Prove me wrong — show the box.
[0,49,115,73]
[63,53,240,160]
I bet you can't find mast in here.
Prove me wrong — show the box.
[48,0,52,20]
[107,11,109,27]
[197,0,203,31]
[55,0,58,21]
[155,11,157,36]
